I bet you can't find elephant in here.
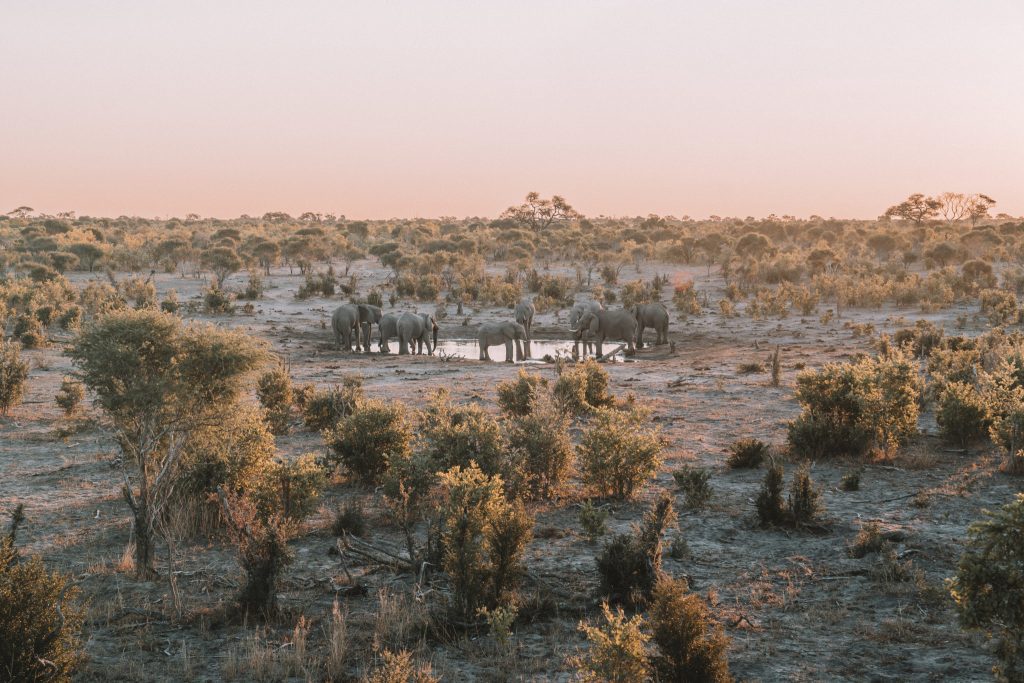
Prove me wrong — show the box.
[632,302,669,348]
[514,299,535,357]
[397,312,438,355]
[378,312,400,353]
[568,300,604,356]
[331,304,361,351]
[478,321,527,362]
[357,304,383,353]
[573,309,637,358]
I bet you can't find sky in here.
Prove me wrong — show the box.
[2,0,1022,220]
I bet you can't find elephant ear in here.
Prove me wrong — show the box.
[588,313,600,336]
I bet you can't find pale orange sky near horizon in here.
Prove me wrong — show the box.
[2,1,1022,220]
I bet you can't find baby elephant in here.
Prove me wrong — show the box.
[478,321,527,362]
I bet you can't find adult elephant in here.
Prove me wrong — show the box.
[632,302,669,348]
[514,299,535,357]
[331,304,361,351]
[357,304,383,353]
[478,321,527,362]
[397,312,438,355]
[574,309,637,358]
[568,300,604,356]
[377,312,400,353]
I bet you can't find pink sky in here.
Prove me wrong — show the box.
[2,1,1022,220]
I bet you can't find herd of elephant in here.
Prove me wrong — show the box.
[330,299,670,363]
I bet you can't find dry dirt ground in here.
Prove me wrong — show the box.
[2,259,1021,682]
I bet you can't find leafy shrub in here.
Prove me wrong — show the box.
[495,369,548,416]
[579,406,663,499]
[950,494,1024,681]
[787,466,824,527]
[757,464,824,528]
[573,603,650,683]
[840,469,862,491]
[979,360,1024,474]
[240,273,264,301]
[672,467,712,510]
[849,521,885,558]
[331,500,367,537]
[433,464,534,620]
[202,285,235,314]
[673,280,702,316]
[54,377,84,416]
[505,397,574,498]
[727,438,767,469]
[325,399,412,484]
[301,377,364,432]
[755,465,786,527]
[256,365,293,435]
[296,270,335,299]
[365,649,440,683]
[649,577,733,683]
[57,305,82,330]
[553,359,615,416]
[596,494,675,606]
[419,390,506,476]
[980,288,1018,326]
[936,381,990,447]
[579,501,610,542]
[118,276,156,309]
[0,508,85,683]
[254,454,325,522]
[787,350,920,458]
[13,314,45,348]
[0,339,29,415]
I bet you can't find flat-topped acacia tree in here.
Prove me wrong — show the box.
[70,309,265,578]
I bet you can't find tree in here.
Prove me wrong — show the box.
[501,192,579,234]
[68,242,105,272]
[200,246,243,287]
[968,194,997,228]
[69,310,266,577]
[252,240,281,275]
[884,193,941,224]
[937,192,970,222]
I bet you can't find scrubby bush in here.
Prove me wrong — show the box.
[787,350,920,458]
[0,339,30,415]
[673,280,702,316]
[579,405,663,499]
[727,438,767,469]
[331,500,367,537]
[202,284,235,314]
[296,270,335,299]
[13,314,45,348]
[649,577,733,683]
[505,397,574,497]
[326,399,412,484]
[755,465,786,527]
[573,603,650,683]
[433,464,533,621]
[301,377,364,432]
[54,377,84,416]
[979,360,1024,474]
[495,369,548,416]
[849,521,885,558]
[936,381,990,447]
[596,494,675,606]
[553,358,615,416]
[365,649,440,683]
[579,500,610,542]
[0,507,85,683]
[57,304,82,330]
[254,454,325,522]
[756,464,824,528]
[673,467,712,510]
[950,494,1024,681]
[256,365,293,435]
[788,466,824,527]
[419,390,506,476]
[980,288,1019,326]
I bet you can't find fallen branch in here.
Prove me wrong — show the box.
[598,344,625,362]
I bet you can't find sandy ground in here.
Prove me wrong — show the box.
[1,257,1019,681]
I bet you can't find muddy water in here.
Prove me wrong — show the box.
[434,338,626,362]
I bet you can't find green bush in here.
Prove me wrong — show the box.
[495,369,548,416]
[936,381,990,447]
[365,649,440,683]
[755,465,786,527]
[54,377,85,416]
[0,508,85,683]
[672,467,712,510]
[57,305,83,330]
[950,494,1024,681]
[419,390,506,476]
[13,314,45,348]
[325,399,412,484]
[579,406,663,499]
[573,603,650,683]
[505,397,574,498]
[788,466,824,527]
[300,377,364,432]
[756,464,824,528]
[979,360,1024,474]
[254,454,326,522]
[553,359,615,416]
[649,577,733,683]
[331,500,367,537]
[727,438,767,469]
[596,494,675,606]
[788,350,920,458]
[579,501,610,542]
[256,365,293,435]
[0,339,30,415]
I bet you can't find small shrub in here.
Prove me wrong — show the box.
[727,438,767,469]
[240,273,264,300]
[936,381,990,448]
[325,399,412,484]
[573,603,650,683]
[254,367,292,436]
[55,377,85,416]
[0,340,30,415]
[331,500,367,537]
[649,577,733,683]
[301,377,364,432]
[672,467,712,510]
[57,305,83,330]
[495,369,548,417]
[579,405,663,499]
[849,521,885,558]
[596,494,675,606]
[950,494,1024,681]
[755,465,786,527]
[553,359,615,416]
[840,469,862,491]
[202,285,235,314]
[505,397,574,498]
[419,390,506,476]
[254,454,325,522]
[13,314,45,348]
[788,466,823,527]
[579,501,610,542]
[365,649,439,683]
[737,361,764,374]
[296,270,336,299]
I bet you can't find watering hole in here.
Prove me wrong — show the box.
[434,338,627,363]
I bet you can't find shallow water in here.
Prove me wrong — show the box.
[434,338,625,363]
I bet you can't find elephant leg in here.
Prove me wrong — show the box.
[515,339,524,362]
[636,324,645,349]
[399,337,408,355]
[595,341,603,358]
[504,340,514,363]
[363,324,372,353]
